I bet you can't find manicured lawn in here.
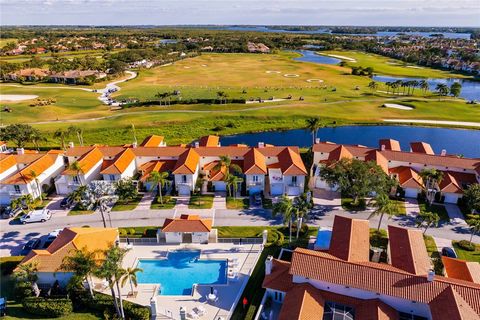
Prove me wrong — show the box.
[118,226,158,238]
[392,199,406,215]
[341,197,367,211]
[418,200,450,221]
[67,204,94,216]
[111,195,142,211]
[3,303,102,320]
[453,241,480,262]
[188,194,214,209]
[226,197,249,209]
[424,235,444,274]
[34,198,51,210]
[370,228,388,250]
[150,195,177,209]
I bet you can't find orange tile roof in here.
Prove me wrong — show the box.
[244,148,267,174]
[63,147,103,175]
[388,225,432,275]
[20,227,118,273]
[262,259,294,292]
[328,145,353,162]
[278,147,308,175]
[365,150,389,174]
[100,148,135,175]
[379,139,401,151]
[2,154,59,185]
[439,171,477,194]
[198,135,220,147]
[328,215,370,262]
[410,142,435,155]
[139,160,176,182]
[172,148,199,174]
[140,135,164,147]
[162,214,212,232]
[389,166,424,189]
[429,286,479,320]
[442,256,480,284]
[289,248,480,315]
[0,155,17,174]
[278,283,325,320]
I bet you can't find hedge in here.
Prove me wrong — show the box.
[22,297,73,317]
[457,240,476,251]
[77,291,150,320]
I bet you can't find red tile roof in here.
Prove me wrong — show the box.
[389,166,423,189]
[2,154,59,185]
[198,135,220,147]
[0,155,17,174]
[172,148,199,174]
[278,283,325,320]
[262,259,294,292]
[442,256,480,284]
[278,147,308,175]
[63,147,103,175]
[162,214,212,232]
[139,160,176,182]
[379,139,401,151]
[140,135,164,147]
[328,215,370,262]
[410,142,435,155]
[388,226,432,275]
[100,148,135,175]
[439,171,477,194]
[243,148,267,174]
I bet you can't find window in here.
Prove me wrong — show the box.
[399,313,428,320]
[72,176,80,184]
[253,175,260,182]
[14,185,21,193]
[323,302,355,320]
[291,176,298,186]
[109,175,116,181]
[182,175,187,183]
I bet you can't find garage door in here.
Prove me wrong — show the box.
[270,184,284,196]
[404,188,418,198]
[178,185,191,196]
[0,194,11,205]
[214,181,226,191]
[444,194,458,204]
[249,186,262,194]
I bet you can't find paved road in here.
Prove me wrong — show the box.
[1,201,477,257]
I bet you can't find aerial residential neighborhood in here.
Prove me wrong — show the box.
[1,1,480,320]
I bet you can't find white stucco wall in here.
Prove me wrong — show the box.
[165,232,182,244]
[37,271,74,287]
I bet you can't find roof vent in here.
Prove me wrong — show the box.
[68,142,74,148]
[427,270,435,282]
[16,148,24,155]
[315,138,320,144]
[258,142,265,148]
[194,141,199,148]
[265,255,273,275]
[381,144,386,151]
[440,149,447,156]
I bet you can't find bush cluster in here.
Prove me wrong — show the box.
[76,292,150,320]
[265,229,285,246]
[22,297,73,318]
[457,240,476,251]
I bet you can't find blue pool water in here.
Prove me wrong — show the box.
[293,50,341,65]
[315,228,332,250]
[136,250,227,295]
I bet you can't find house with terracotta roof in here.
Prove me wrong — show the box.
[7,68,49,81]
[0,152,65,205]
[49,70,107,84]
[18,227,118,286]
[262,217,480,320]
[442,256,480,284]
[161,214,212,244]
[312,139,480,203]
[100,148,136,182]
[140,135,166,147]
[0,141,8,153]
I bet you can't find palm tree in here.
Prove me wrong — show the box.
[466,218,480,244]
[368,193,399,231]
[68,185,87,204]
[214,155,243,180]
[11,194,35,215]
[13,262,40,297]
[367,81,378,93]
[293,196,310,238]
[59,247,98,298]
[216,91,227,104]
[120,267,143,296]
[68,161,85,186]
[28,170,42,201]
[30,130,46,150]
[415,211,440,235]
[410,80,419,95]
[435,83,449,96]
[385,82,392,94]
[420,168,444,205]
[305,117,322,146]
[68,125,84,146]
[155,92,167,106]
[226,175,243,199]
[273,196,295,242]
[419,80,429,95]
[130,124,137,145]
[53,128,71,150]
[148,171,170,204]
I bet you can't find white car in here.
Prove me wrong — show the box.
[20,210,51,224]
[47,228,63,241]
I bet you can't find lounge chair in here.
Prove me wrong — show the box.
[193,306,206,317]
[187,311,199,319]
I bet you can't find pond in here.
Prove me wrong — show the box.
[219,125,480,158]
[372,75,480,101]
[292,50,340,65]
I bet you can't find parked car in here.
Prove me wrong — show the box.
[0,297,6,316]
[47,228,63,241]
[60,197,73,209]
[21,238,41,255]
[1,206,20,219]
[20,209,51,224]
[441,247,457,258]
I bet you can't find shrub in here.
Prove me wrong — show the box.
[22,297,73,317]
[128,228,136,235]
[78,292,150,320]
[124,300,150,320]
[457,240,476,251]
[119,229,128,237]
[15,281,33,301]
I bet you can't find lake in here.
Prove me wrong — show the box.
[372,75,480,101]
[219,126,480,158]
[292,50,340,65]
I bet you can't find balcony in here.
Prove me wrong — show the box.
[248,181,263,186]
[9,190,27,196]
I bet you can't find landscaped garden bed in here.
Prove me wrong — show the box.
[111,195,143,211]
[226,197,249,209]
[188,194,214,209]
[150,195,176,209]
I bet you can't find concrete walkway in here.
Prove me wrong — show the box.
[404,198,420,218]
[444,204,468,226]
[134,192,154,211]
[433,237,453,253]
[213,192,227,210]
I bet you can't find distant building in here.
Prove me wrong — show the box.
[247,42,270,53]
[161,214,213,244]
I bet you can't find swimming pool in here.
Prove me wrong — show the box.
[314,228,332,250]
[136,250,227,295]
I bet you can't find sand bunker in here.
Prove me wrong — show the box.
[320,53,356,62]
[184,66,191,69]
[0,94,38,102]
[284,74,300,78]
[201,64,208,67]
[383,103,413,110]
[306,79,324,83]
[406,66,424,69]
[266,70,281,74]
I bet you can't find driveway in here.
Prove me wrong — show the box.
[404,198,420,218]
[444,204,468,226]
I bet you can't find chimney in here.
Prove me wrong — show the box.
[315,138,320,144]
[427,270,435,282]
[441,149,447,156]
[132,142,137,148]
[16,148,24,155]
[258,142,265,148]
[265,255,273,275]
[194,141,199,148]
[68,141,74,148]
[381,144,386,151]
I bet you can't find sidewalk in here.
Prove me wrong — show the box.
[134,192,154,211]
[444,204,468,226]
[404,198,420,218]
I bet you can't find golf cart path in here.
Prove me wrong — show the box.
[384,119,480,128]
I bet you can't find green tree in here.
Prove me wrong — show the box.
[28,170,42,201]
[0,124,41,148]
[420,168,444,205]
[68,161,85,186]
[415,211,440,235]
[319,158,396,206]
[68,125,84,146]
[273,196,295,242]
[13,262,39,298]
[435,83,449,96]
[466,216,480,244]
[368,193,399,231]
[226,175,243,199]
[11,194,36,215]
[115,178,138,204]
[305,117,322,146]
[67,185,87,206]
[367,81,378,93]
[293,194,311,238]
[120,267,143,296]
[214,155,243,180]
[59,247,98,298]
[449,82,462,98]
[148,171,170,204]
[463,183,480,214]
[53,128,72,150]
[419,80,429,95]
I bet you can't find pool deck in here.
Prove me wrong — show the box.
[97,242,263,320]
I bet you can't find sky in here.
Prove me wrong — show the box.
[1,0,479,27]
